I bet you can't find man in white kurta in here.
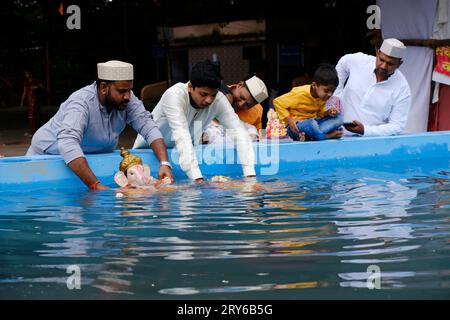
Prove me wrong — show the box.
[133,60,256,182]
[335,38,412,136]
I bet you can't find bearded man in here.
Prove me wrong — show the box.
[26,60,173,190]
[335,38,412,136]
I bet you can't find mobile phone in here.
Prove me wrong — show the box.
[344,122,357,128]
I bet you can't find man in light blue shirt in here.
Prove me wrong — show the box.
[26,60,173,190]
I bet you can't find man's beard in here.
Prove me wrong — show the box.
[376,68,393,79]
[105,92,128,112]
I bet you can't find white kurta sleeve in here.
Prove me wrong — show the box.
[216,98,256,177]
[363,85,411,137]
[161,90,203,180]
[334,54,353,97]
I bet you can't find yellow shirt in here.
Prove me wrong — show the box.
[273,85,327,122]
[236,104,263,130]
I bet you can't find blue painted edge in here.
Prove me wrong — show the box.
[1,131,450,190]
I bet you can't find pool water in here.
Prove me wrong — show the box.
[1,158,449,299]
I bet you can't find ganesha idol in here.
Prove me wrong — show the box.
[265,109,287,139]
[114,147,171,191]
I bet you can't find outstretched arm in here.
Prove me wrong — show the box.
[157,89,204,181]
[126,92,175,181]
[217,96,256,177]
[149,138,174,183]
[56,101,109,190]
[68,156,108,190]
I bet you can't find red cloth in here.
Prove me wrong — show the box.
[429,84,450,131]
[434,47,450,78]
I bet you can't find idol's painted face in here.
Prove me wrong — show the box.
[114,164,153,188]
[375,50,402,79]
[188,83,218,109]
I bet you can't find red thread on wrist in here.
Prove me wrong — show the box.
[90,180,100,191]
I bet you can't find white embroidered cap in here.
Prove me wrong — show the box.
[97,60,134,81]
[380,38,406,59]
[245,76,269,103]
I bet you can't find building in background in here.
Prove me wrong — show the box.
[160,19,266,84]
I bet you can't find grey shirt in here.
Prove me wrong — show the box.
[26,82,163,163]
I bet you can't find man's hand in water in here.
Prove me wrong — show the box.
[154,177,172,188]
[158,164,174,184]
[95,183,109,191]
[195,178,205,185]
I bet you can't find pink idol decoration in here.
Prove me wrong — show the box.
[265,109,287,139]
[114,147,171,190]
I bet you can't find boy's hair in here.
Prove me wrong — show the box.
[312,63,338,87]
[190,60,223,89]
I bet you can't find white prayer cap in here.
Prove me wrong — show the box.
[380,38,406,59]
[245,76,268,103]
[97,60,134,81]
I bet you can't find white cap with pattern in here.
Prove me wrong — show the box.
[380,38,406,59]
[245,76,269,103]
[97,60,134,81]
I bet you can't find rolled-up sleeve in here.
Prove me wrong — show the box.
[56,102,88,164]
[126,94,163,145]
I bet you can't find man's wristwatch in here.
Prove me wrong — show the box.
[160,161,172,168]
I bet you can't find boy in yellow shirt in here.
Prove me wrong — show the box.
[273,64,343,141]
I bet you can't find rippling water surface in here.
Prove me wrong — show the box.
[1,159,449,299]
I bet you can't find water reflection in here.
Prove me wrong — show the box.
[329,177,418,243]
[158,280,321,296]
[0,166,449,298]
[334,171,450,290]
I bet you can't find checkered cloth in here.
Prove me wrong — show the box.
[326,96,342,113]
